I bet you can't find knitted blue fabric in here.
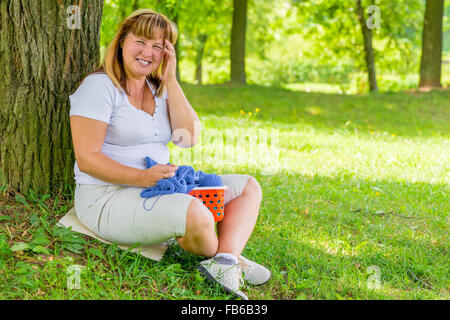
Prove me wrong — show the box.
[140,156,223,211]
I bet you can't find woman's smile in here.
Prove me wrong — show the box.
[136,58,152,67]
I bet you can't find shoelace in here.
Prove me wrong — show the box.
[238,258,252,277]
[230,263,245,287]
[238,258,248,270]
[227,264,244,288]
[209,260,244,288]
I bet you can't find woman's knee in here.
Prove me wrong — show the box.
[185,198,215,233]
[243,176,263,200]
[177,198,217,256]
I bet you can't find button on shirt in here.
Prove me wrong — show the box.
[69,73,172,185]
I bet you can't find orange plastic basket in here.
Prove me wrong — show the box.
[188,186,227,222]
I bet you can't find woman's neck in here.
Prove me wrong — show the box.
[126,76,146,96]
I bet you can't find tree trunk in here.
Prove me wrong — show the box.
[0,0,104,196]
[195,34,208,85]
[419,0,444,89]
[355,0,378,92]
[230,0,247,84]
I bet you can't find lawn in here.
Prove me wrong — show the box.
[0,84,448,300]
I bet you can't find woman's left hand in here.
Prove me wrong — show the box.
[162,39,177,83]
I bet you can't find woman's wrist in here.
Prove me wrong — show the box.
[116,164,146,187]
[165,77,178,89]
[136,168,147,188]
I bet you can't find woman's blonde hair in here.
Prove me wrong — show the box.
[93,9,178,97]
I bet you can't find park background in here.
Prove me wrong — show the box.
[102,0,449,92]
[0,0,448,300]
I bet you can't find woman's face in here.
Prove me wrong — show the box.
[122,32,165,79]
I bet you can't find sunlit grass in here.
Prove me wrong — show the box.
[1,84,449,300]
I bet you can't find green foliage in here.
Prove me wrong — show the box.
[98,0,446,90]
[266,0,426,92]
[100,0,159,56]
[444,1,450,52]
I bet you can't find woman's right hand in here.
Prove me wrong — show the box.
[139,164,179,188]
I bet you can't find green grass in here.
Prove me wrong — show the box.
[0,84,449,299]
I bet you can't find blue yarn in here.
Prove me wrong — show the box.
[197,173,223,187]
[140,156,223,211]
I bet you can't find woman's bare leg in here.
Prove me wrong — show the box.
[177,176,262,259]
[177,198,219,258]
[215,176,263,257]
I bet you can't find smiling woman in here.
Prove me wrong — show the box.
[101,9,177,98]
[120,32,165,115]
[68,8,268,300]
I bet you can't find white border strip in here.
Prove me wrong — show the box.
[191,186,228,191]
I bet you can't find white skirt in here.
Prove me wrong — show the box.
[74,174,251,246]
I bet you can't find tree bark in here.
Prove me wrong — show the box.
[230,0,247,84]
[0,0,104,195]
[195,33,208,85]
[355,0,378,92]
[419,0,444,89]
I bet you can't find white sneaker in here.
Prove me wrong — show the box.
[196,258,248,300]
[238,255,271,286]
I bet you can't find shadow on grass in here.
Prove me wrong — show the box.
[0,167,447,299]
[246,170,448,298]
[182,83,450,139]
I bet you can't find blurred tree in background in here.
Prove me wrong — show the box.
[230,0,248,83]
[355,0,378,92]
[286,0,428,93]
[419,0,445,89]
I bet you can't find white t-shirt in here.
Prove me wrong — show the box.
[69,73,172,185]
